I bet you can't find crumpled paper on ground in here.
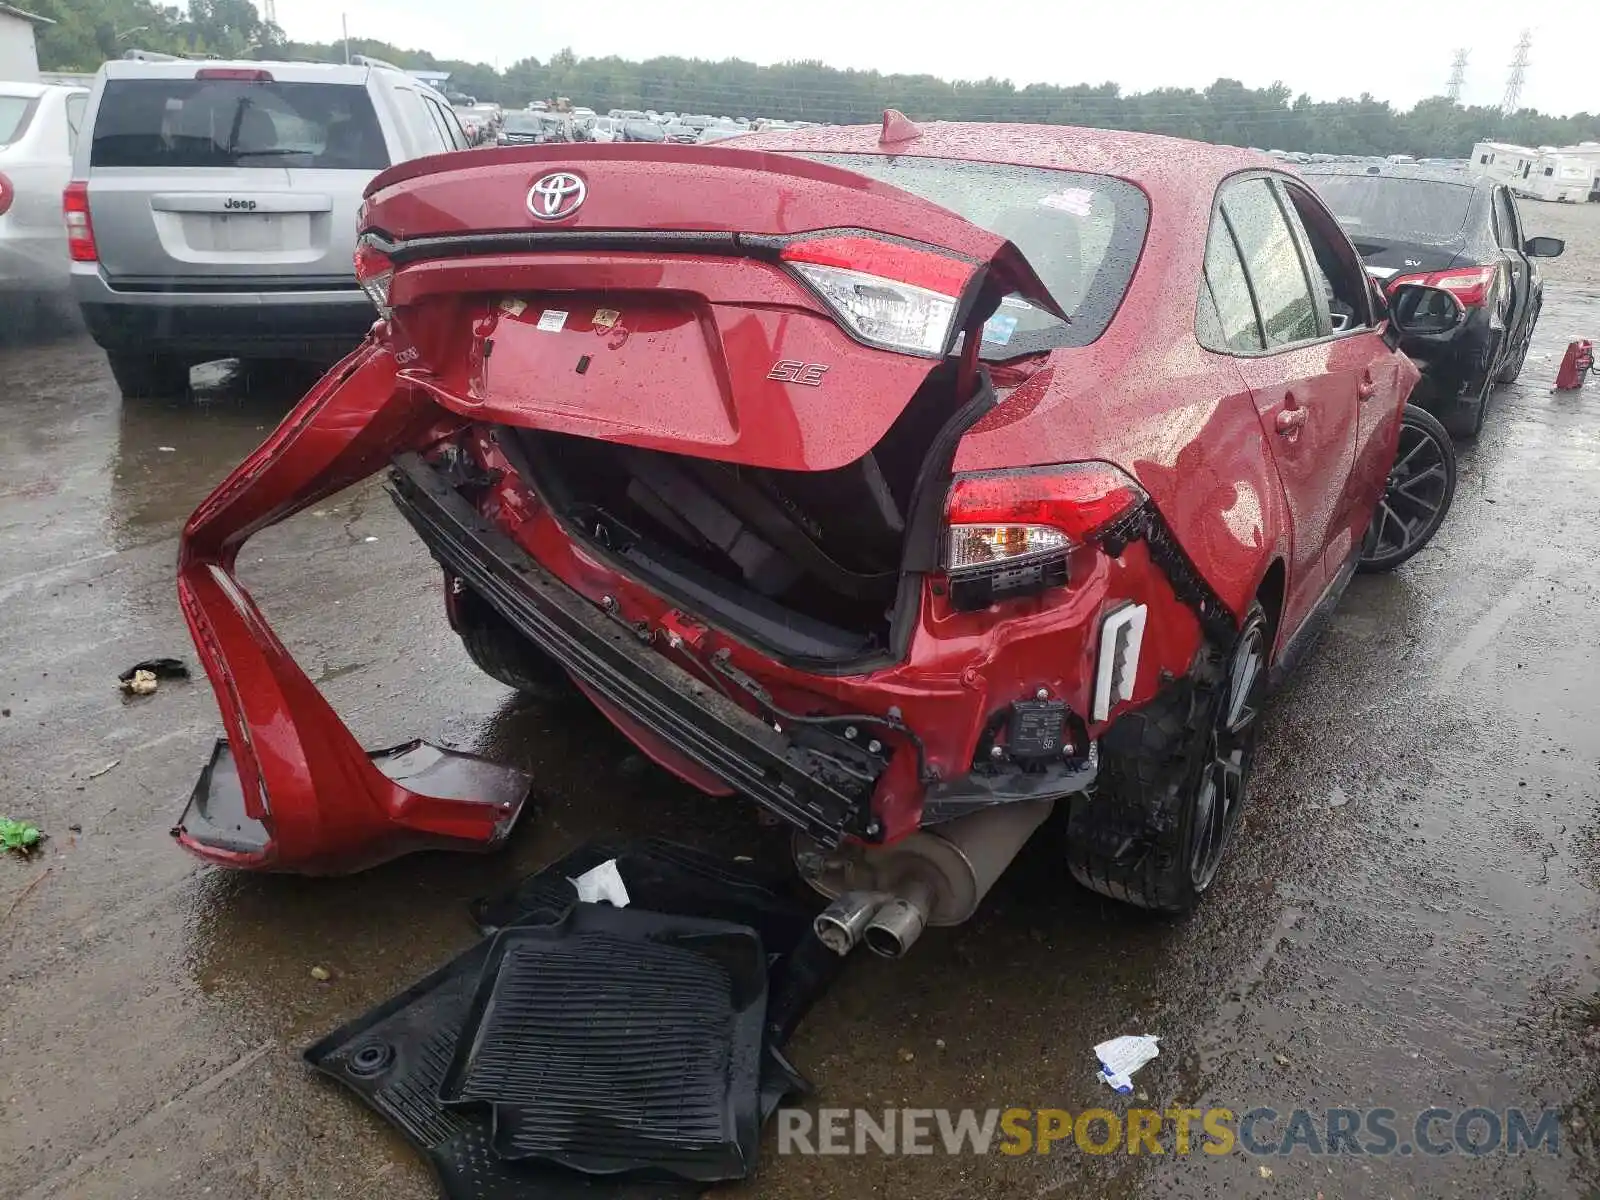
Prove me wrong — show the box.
[1094,1034,1160,1093]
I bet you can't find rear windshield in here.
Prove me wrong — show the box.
[90,78,388,170]
[0,94,37,145]
[1304,174,1474,244]
[792,153,1150,354]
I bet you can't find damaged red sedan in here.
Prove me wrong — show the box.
[175,116,1461,947]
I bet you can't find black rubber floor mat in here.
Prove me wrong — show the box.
[307,936,699,1200]
[305,843,819,1200]
[439,908,766,1181]
[474,841,837,1049]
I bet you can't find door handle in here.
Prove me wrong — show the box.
[1357,372,1377,400]
[1275,406,1308,436]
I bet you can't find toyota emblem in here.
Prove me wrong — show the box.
[527,172,586,221]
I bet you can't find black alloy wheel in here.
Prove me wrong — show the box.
[1188,609,1267,893]
[1358,403,1457,573]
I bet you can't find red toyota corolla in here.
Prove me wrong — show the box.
[175,116,1460,950]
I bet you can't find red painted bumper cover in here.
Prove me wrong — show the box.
[174,342,533,873]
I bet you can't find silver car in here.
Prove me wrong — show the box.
[1,81,88,298]
[67,57,469,398]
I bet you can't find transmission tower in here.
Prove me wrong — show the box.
[1445,49,1468,102]
[1501,30,1531,114]
[261,0,277,25]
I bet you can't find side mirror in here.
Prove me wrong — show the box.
[1389,284,1466,338]
[1524,236,1565,258]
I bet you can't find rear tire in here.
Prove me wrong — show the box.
[457,599,576,701]
[1067,603,1269,914]
[107,352,191,400]
[1358,404,1456,573]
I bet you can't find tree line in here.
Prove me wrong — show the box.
[33,0,1600,159]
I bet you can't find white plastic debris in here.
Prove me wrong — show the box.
[1094,1034,1160,1093]
[569,859,630,907]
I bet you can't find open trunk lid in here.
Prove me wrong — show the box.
[362,144,1061,472]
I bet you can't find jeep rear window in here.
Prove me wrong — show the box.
[90,79,388,170]
[790,153,1149,353]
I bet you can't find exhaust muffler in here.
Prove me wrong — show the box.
[800,798,1054,959]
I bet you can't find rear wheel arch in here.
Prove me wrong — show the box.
[1253,558,1287,658]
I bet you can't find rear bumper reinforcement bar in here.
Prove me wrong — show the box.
[387,452,871,847]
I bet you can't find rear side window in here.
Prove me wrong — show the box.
[65,93,86,152]
[1220,179,1319,348]
[1198,216,1263,353]
[425,96,467,150]
[1493,190,1521,250]
[792,153,1150,353]
[90,78,389,170]
[0,93,38,145]
[398,88,448,155]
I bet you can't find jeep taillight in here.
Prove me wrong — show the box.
[943,463,1147,609]
[0,173,14,218]
[63,181,96,262]
[1388,264,1496,308]
[780,235,975,356]
[353,238,394,318]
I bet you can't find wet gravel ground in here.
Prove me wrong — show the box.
[3,201,1600,1200]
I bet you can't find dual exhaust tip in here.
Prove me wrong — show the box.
[813,881,935,960]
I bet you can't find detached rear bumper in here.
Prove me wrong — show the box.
[174,341,534,873]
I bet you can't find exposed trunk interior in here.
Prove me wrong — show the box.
[510,364,967,666]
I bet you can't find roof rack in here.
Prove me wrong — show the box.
[120,48,223,62]
[350,53,402,71]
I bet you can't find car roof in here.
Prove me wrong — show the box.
[1299,162,1488,189]
[731,120,1278,193]
[102,58,378,85]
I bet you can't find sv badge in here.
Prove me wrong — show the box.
[767,360,829,386]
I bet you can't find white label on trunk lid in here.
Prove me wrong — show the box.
[536,309,569,332]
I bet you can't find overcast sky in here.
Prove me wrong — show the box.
[272,0,1595,117]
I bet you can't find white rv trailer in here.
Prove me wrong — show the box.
[1516,152,1594,202]
[1469,141,1538,187]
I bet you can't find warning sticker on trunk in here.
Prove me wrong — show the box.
[536,309,569,332]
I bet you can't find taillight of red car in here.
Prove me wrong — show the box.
[943,462,1148,610]
[62,180,96,261]
[1387,264,1496,308]
[353,237,395,319]
[779,235,976,356]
